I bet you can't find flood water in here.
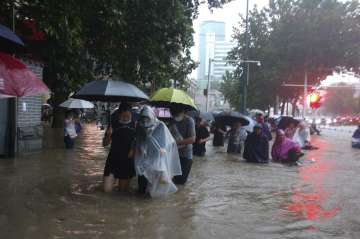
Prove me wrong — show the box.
[1,124,360,239]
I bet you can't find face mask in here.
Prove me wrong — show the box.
[174,115,184,122]
[119,119,131,125]
[140,118,153,128]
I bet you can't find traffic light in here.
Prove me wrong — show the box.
[309,93,321,109]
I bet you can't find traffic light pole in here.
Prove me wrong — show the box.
[303,70,308,118]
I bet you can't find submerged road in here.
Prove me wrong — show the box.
[0,124,359,239]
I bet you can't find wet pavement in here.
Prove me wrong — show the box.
[1,124,360,239]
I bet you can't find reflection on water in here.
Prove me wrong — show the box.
[0,125,359,238]
[287,140,340,221]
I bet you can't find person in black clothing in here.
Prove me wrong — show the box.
[243,124,269,163]
[256,113,272,141]
[103,103,136,192]
[193,117,211,157]
[212,121,227,147]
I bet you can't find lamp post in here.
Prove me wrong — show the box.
[207,58,261,112]
[205,58,212,112]
[241,0,250,114]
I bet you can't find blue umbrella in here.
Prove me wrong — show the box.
[0,24,25,53]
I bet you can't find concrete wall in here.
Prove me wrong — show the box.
[16,61,44,153]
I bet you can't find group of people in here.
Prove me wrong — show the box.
[64,104,321,197]
[195,113,317,165]
[102,104,195,197]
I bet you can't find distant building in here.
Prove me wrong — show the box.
[197,21,226,89]
[196,21,235,111]
[197,21,236,90]
[213,41,237,82]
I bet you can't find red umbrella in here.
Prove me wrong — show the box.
[0,52,49,97]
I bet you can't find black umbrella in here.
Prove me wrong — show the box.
[187,110,215,123]
[276,116,300,130]
[211,109,225,117]
[72,80,149,102]
[73,80,148,129]
[0,24,25,53]
[215,111,250,126]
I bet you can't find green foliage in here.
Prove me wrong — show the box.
[0,0,229,126]
[223,0,360,111]
[220,71,241,110]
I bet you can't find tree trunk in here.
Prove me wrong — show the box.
[286,101,289,115]
[291,99,298,117]
[43,65,68,128]
[280,98,286,115]
[274,95,279,115]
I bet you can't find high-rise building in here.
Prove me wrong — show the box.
[213,41,237,81]
[197,21,236,90]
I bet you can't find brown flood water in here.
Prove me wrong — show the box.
[0,124,360,239]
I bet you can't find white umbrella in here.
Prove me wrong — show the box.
[60,98,94,109]
[249,109,265,117]
[243,115,256,132]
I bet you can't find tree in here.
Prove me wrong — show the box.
[224,0,360,114]
[220,71,241,109]
[0,0,229,127]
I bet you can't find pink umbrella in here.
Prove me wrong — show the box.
[0,52,49,97]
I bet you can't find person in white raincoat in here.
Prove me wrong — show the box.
[293,121,318,150]
[134,106,182,197]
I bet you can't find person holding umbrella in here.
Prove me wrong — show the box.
[169,105,196,185]
[102,103,136,193]
[193,116,211,157]
[150,88,196,185]
[212,121,227,147]
[227,121,247,155]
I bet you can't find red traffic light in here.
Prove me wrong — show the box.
[309,93,321,109]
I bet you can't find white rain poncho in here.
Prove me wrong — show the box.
[135,106,182,197]
[293,122,311,148]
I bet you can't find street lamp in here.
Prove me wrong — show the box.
[242,0,250,114]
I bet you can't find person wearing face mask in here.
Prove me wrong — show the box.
[134,106,182,197]
[102,103,136,193]
[169,106,196,185]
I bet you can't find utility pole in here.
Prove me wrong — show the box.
[303,70,308,118]
[205,58,212,112]
[241,0,250,113]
